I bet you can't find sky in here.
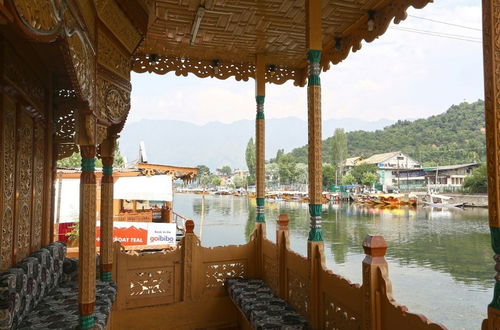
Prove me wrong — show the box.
[127,0,483,126]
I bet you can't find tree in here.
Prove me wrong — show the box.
[341,173,356,185]
[58,144,125,168]
[274,149,285,163]
[113,142,126,168]
[245,138,256,185]
[211,175,222,186]
[278,154,297,185]
[322,163,336,189]
[295,163,308,184]
[350,163,378,184]
[196,165,211,177]
[233,175,247,188]
[57,151,82,168]
[265,163,279,186]
[199,173,211,188]
[331,128,348,184]
[463,164,487,193]
[220,165,232,177]
[361,172,378,187]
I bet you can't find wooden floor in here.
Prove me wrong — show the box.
[111,297,241,330]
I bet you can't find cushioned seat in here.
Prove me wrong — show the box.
[0,242,116,330]
[17,280,116,330]
[226,278,308,330]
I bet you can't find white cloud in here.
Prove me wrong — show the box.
[128,0,483,125]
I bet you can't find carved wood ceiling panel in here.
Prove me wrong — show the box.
[138,0,431,72]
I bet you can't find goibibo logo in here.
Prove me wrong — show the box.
[150,235,174,243]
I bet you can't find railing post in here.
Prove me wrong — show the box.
[276,214,289,300]
[114,242,127,311]
[362,235,388,330]
[182,220,200,301]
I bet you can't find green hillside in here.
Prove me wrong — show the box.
[287,100,486,166]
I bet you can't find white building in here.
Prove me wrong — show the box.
[360,151,421,190]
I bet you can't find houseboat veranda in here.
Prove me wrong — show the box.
[0,1,498,329]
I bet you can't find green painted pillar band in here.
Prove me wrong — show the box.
[308,203,323,241]
[490,227,500,309]
[79,315,94,329]
[309,204,322,217]
[81,158,95,172]
[103,165,113,176]
[256,197,265,223]
[101,271,112,282]
[309,228,323,242]
[256,95,265,119]
[307,49,322,87]
[307,49,321,63]
[491,227,500,254]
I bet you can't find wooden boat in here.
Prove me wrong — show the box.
[423,194,464,208]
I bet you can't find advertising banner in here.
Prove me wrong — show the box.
[95,221,176,246]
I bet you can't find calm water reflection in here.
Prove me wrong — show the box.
[174,193,492,330]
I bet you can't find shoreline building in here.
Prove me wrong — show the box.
[359,151,422,191]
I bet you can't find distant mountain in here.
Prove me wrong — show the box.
[118,117,394,170]
[287,100,486,166]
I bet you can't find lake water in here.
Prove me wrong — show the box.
[173,193,492,330]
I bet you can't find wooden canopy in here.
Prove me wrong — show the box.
[132,0,433,86]
[0,0,433,162]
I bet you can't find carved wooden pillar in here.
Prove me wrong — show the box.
[79,145,97,329]
[100,138,115,282]
[306,0,324,248]
[255,54,266,226]
[483,0,500,328]
[306,1,325,327]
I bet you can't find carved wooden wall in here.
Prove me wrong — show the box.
[0,37,53,270]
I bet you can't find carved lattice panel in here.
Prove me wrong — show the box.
[31,122,45,251]
[0,96,16,270]
[128,267,174,298]
[263,255,278,294]
[323,293,361,330]
[288,270,309,317]
[205,260,247,289]
[15,111,33,262]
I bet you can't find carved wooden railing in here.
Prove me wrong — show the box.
[112,221,255,311]
[113,243,182,310]
[113,211,152,222]
[112,215,447,329]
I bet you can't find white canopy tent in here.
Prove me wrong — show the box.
[114,175,173,202]
[54,174,173,223]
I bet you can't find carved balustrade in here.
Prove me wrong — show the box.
[110,215,447,330]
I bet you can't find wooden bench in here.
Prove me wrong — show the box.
[225,278,309,329]
[0,242,116,330]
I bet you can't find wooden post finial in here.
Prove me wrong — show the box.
[363,235,388,257]
[185,220,195,234]
[277,214,289,228]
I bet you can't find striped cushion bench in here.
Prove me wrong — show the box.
[225,278,308,330]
